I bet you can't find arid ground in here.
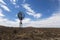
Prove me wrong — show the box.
[0,26,60,40]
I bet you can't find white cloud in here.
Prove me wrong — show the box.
[0,9,17,27]
[0,17,19,27]
[22,3,42,18]
[0,0,6,5]
[23,18,31,23]
[23,12,60,28]
[0,0,10,12]
[10,0,17,5]
[10,0,20,8]
[0,9,5,16]
[34,13,41,18]
[0,13,4,16]
[15,5,20,8]
[0,9,15,27]
[0,4,10,11]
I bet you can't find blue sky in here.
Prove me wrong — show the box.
[0,0,60,27]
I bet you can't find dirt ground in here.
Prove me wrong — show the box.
[0,26,60,40]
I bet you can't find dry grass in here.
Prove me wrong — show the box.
[0,26,60,40]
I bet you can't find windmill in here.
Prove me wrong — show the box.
[18,12,25,27]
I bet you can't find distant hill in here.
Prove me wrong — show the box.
[0,25,60,40]
[0,25,5,28]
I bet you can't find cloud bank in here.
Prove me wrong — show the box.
[22,11,60,28]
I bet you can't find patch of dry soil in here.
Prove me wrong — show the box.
[0,26,60,40]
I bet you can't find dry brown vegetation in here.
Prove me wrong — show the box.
[0,26,60,40]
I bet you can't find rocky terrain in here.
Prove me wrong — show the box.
[0,26,60,40]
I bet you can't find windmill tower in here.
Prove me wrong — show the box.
[18,12,25,27]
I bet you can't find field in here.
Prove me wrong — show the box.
[0,26,60,40]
